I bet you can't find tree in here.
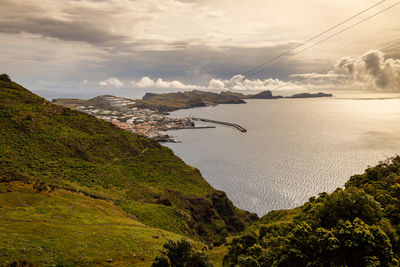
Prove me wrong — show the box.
[0,74,11,82]
[152,239,213,267]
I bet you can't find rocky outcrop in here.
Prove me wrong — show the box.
[142,92,158,100]
[247,90,276,99]
[289,92,333,98]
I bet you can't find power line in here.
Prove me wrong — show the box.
[275,42,400,90]
[247,1,400,78]
[243,0,387,76]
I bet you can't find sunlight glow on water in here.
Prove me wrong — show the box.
[165,98,400,216]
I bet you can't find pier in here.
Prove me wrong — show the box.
[192,118,247,132]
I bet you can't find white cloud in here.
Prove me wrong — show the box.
[155,78,199,89]
[132,74,301,92]
[132,77,201,89]
[208,75,300,91]
[208,79,225,89]
[134,76,155,88]
[81,80,89,85]
[292,51,400,91]
[99,77,124,88]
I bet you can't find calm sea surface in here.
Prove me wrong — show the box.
[165,98,400,216]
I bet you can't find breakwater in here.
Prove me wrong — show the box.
[192,118,247,132]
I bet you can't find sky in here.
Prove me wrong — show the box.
[1,0,399,99]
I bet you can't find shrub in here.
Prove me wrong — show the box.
[152,239,213,267]
[0,74,11,82]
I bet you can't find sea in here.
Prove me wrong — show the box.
[165,97,400,216]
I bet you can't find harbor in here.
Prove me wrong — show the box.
[192,118,247,132]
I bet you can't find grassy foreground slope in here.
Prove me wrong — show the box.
[0,181,185,266]
[0,76,256,264]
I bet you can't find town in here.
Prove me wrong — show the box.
[59,95,213,142]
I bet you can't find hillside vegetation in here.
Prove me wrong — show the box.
[0,75,256,265]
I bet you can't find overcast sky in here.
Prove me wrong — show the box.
[1,0,399,99]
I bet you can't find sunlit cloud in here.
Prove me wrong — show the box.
[132,77,202,89]
[99,77,124,88]
[292,51,400,91]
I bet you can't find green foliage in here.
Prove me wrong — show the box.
[311,187,383,227]
[0,74,11,82]
[2,259,36,267]
[225,157,400,267]
[152,239,214,267]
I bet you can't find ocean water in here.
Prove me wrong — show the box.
[165,98,400,216]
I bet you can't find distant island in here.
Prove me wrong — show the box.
[289,92,333,98]
[136,89,246,112]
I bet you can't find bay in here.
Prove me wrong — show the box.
[165,98,400,216]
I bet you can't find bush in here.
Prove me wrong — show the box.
[0,74,11,82]
[152,239,213,267]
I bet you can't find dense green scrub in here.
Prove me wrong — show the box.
[224,157,400,266]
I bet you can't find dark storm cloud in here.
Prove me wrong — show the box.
[0,17,127,45]
[0,0,153,47]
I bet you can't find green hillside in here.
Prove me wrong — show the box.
[0,75,256,265]
[0,181,185,266]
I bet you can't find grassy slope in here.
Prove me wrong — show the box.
[0,79,256,265]
[0,181,185,266]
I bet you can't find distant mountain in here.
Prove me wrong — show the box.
[136,90,246,112]
[289,92,333,98]
[246,90,280,99]
[52,95,137,109]
[0,74,256,265]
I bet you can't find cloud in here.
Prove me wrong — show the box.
[2,0,400,99]
[134,77,155,88]
[207,75,300,91]
[99,77,124,88]
[81,80,89,85]
[129,50,400,92]
[0,0,195,51]
[208,79,225,89]
[131,74,301,91]
[292,50,400,91]
[132,77,201,89]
